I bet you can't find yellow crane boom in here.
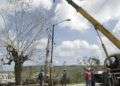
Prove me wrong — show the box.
[65,0,120,49]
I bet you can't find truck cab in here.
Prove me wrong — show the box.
[94,54,120,86]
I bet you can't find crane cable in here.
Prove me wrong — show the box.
[95,28,109,58]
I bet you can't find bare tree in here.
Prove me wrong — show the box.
[0,0,56,85]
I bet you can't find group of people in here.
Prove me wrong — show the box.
[38,68,96,86]
[84,68,95,86]
[38,69,67,86]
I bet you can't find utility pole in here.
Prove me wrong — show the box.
[49,25,55,86]
[49,19,71,86]
[44,37,50,82]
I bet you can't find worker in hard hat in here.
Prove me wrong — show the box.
[61,69,67,86]
[84,68,92,86]
[38,69,44,86]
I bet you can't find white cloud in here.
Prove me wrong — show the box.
[1,0,120,33]
[36,38,48,49]
[54,0,120,32]
[31,0,52,9]
[76,0,120,22]
[53,39,102,65]
[0,0,52,12]
[55,0,91,32]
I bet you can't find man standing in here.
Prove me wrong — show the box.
[84,68,92,86]
[104,68,112,86]
[38,69,44,86]
[61,69,67,86]
[91,69,95,86]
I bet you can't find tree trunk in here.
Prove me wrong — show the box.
[14,62,23,85]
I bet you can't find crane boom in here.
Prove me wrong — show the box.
[65,0,120,49]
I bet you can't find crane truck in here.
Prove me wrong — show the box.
[65,0,120,85]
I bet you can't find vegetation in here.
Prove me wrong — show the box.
[22,65,86,84]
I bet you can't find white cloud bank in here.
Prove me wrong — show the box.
[56,40,99,57]
[33,38,103,65]
[53,39,103,65]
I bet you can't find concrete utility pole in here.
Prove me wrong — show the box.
[49,19,71,86]
[44,37,50,81]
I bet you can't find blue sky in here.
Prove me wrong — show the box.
[0,0,120,71]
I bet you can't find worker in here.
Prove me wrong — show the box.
[103,68,112,86]
[107,68,112,86]
[61,69,67,86]
[38,69,44,86]
[84,68,92,86]
[91,68,95,86]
